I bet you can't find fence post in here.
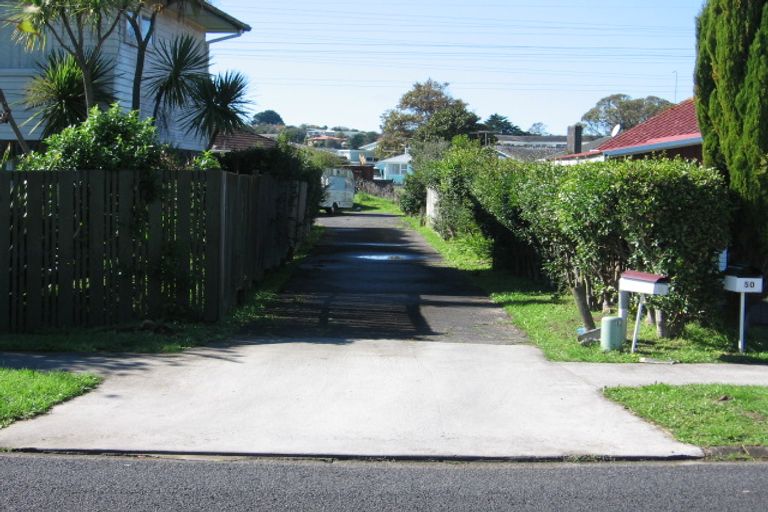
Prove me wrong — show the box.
[0,173,10,331]
[57,172,75,327]
[205,170,225,322]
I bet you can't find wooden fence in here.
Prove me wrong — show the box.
[0,169,310,332]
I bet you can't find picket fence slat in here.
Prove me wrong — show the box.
[0,173,10,331]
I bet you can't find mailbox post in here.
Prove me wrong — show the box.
[723,266,763,353]
[618,271,670,353]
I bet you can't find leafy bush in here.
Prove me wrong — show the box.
[612,159,730,332]
[399,172,427,215]
[19,104,163,172]
[475,158,731,333]
[189,150,222,170]
[216,136,330,219]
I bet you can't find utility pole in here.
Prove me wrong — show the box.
[672,71,678,104]
[0,88,30,154]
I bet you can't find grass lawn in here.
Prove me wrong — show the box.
[0,227,324,354]
[605,384,768,448]
[354,193,768,364]
[0,369,101,428]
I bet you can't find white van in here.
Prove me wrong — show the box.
[321,169,356,214]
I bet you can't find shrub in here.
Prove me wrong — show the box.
[18,104,163,172]
[612,158,730,332]
[189,150,221,170]
[399,172,427,216]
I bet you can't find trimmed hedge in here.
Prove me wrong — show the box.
[408,137,732,333]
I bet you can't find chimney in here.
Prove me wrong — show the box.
[567,124,583,155]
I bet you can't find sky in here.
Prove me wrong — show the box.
[209,0,705,134]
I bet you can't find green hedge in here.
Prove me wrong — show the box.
[408,137,732,333]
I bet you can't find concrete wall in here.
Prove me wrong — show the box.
[426,187,439,227]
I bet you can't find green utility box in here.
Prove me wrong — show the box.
[600,316,625,352]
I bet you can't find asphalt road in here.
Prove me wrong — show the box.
[247,212,527,344]
[1,454,766,511]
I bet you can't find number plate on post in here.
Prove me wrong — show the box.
[724,276,763,294]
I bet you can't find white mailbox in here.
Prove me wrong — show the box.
[723,266,764,353]
[619,271,670,296]
[724,275,763,294]
[618,271,671,353]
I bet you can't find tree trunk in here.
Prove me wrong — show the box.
[572,280,596,330]
[656,309,669,338]
[646,307,657,326]
[79,55,96,112]
[132,46,146,111]
[207,130,219,151]
[0,88,30,154]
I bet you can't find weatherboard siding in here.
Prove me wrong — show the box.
[0,10,208,150]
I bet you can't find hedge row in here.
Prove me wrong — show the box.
[403,138,731,334]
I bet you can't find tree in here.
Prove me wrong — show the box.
[348,133,365,149]
[378,109,420,155]
[182,71,251,149]
[25,50,114,137]
[581,94,673,135]
[279,125,306,143]
[695,0,768,269]
[483,114,528,135]
[527,122,549,135]
[144,34,210,124]
[379,79,465,155]
[415,102,480,142]
[252,109,284,126]
[7,0,127,112]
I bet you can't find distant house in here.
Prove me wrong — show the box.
[211,128,278,153]
[336,148,377,165]
[552,99,701,165]
[374,152,412,184]
[0,3,250,152]
[494,134,602,162]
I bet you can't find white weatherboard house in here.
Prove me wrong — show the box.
[374,151,412,184]
[0,3,250,152]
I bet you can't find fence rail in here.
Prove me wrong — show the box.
[0,169,310,332]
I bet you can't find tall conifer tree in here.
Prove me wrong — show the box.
[695,1,768,268]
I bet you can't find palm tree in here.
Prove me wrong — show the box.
[7,0,127,111]
[144,34,210,125]
[181,71,251,149]
[25,50,115,137]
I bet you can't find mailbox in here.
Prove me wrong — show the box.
[618,270,670,353]
[619,270,670,296]
[724,267,763,294]
[724,266,764,353]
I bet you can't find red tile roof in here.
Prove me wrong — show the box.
[597,98,699,152]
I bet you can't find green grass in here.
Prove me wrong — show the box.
[0,368,101,428]
[355,193,768,364]
[0,227,324,353]
[354,192,403,215]
[605,384,768,447]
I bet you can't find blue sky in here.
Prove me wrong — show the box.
[210,0,704,134]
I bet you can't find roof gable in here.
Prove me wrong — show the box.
[597,99,699,152]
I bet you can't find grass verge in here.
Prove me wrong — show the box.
[0,369,101,428]
[0,226,324,353]
[354,193,768,363]
[605,384,768,448]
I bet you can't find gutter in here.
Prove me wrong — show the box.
[208,30,245,44]
[603,136,703,158]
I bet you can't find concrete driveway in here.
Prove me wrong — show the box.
[0,211,754,459]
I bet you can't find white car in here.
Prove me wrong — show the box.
[321,169,356,214]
